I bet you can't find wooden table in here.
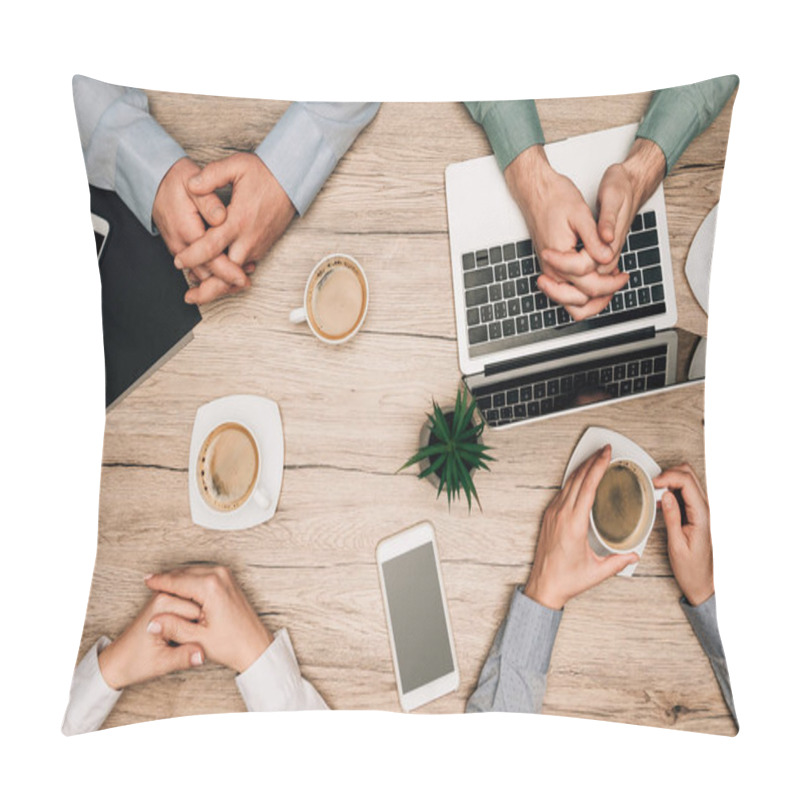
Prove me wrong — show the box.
[78,88,737,735]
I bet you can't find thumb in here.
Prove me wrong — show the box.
[161,642,205,674]
[188,159,239,195]
[597,186,624,247]
[660,490,685,545]
[596,551,639,582]
[148,613,205,649]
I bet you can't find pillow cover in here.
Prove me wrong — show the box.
[63,74,738,735]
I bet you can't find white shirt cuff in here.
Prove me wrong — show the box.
[235,628,328,712]
[62,636,122,736]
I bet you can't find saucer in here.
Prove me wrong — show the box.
[188,394,284,531]
[563,426,662,577]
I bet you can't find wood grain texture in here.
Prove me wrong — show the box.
[77,87,736,736]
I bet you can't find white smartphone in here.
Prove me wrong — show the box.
[376,521,459,711]
[92,213,110,261]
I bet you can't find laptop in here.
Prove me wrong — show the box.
[445,123,705,428]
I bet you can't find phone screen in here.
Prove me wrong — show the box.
[381,542,454,694]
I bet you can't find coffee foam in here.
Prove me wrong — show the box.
[197,423,259,512]
[307,258,367,340]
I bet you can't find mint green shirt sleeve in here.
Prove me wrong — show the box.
[636,75,739,174]
[464,101,545,171]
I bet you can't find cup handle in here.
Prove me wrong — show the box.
[654,487,666,503]
[252,486,271,509]
[289,307,307,324]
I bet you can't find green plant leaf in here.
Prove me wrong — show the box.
[398,443,449,473]
[457,457,482,512]
[419,453,446,480]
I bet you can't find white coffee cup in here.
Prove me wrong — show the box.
[289,253,369,344]
[196,421,270,513]
[589,457,665,555]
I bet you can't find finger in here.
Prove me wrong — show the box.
[594,551,639,583]
[565,446,609,508]
[553,269,630,302]
[148,612,205,648]
[149,640,205,675]
[187,265,212,283]
[571,445,612,513]
[536,274,591,306]
[191,189,226,228]
[174,224,236,272]
[597,185,625,247]
[207,253,250,289]
[184,275,245,305]
[540,248,600,278]
[146,572,212,607]
[564,295,614,321]
[653,469,708,526]
[660,491,689,547]
[149,592,203,621]
[574,211,615,265]
[187,159,241,196]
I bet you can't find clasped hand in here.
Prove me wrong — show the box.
[152,153,295,305]
[97,565,273,690]
[505,139,666,320]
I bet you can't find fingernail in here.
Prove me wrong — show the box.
[211,205,224,220]
[143,573,153,581]
[174,257,183,270]
[191,651,204,667]
[188,176,201,188]
[146,621,162,635]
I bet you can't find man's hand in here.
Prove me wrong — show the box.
[152,157,250,303]
[145,565,273,674]
[97,591,205,690]
[504,146,629,321]
[594,138,666,268]
[174,153,296,293]
[524,446,639,610]
[653,464,714,607]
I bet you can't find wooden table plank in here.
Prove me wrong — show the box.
[78,87,736,734]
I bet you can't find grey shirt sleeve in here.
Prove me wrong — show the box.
[466,586,562,713]
[61,637,122,736]
[680,593,738,728]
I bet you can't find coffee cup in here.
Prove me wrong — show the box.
[289,253,368,344]
[589,457,665,555]
[196,421,270,513]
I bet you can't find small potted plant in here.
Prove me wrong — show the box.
[400,387,493,510]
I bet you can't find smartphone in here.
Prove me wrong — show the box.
[92,213,110,261]
[376,521,459,711]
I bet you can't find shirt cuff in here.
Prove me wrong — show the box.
[680,593,725,660]
[235,628,328,712]
[254,102,377,216]
[501,587,563,673]
[61,637,122,736]
[465,101,546,172]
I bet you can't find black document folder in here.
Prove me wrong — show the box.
[90,186,201,410]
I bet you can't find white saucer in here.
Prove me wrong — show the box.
[563,426,662,577]
[188,395,284,531]
[685,203,718,315]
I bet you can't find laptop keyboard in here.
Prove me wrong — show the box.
[472,343,670,427]
[461,211,665,350]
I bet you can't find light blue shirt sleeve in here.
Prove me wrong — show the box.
[466,586,562,713]
[254,101,380,215]
[72,74,187,234]
[680,593,738,728]
[636,75,739,174]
